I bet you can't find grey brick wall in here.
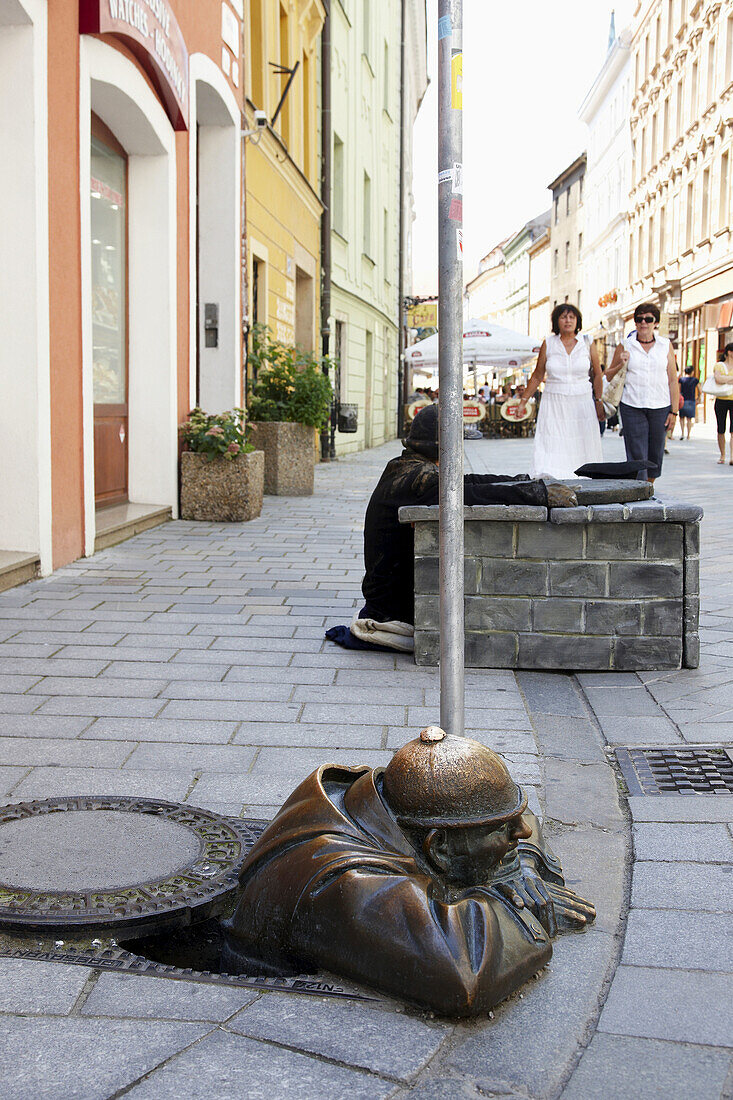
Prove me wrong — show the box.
[401,500,702,672]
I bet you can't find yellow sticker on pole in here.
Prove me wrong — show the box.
[451,52,463,110]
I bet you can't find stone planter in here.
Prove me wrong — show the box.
[180,451,264,522]
[249,421,315,496]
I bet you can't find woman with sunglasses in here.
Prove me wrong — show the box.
[605,303,680,483]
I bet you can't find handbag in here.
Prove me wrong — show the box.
[601,360,628,418]
[702,374,733,397]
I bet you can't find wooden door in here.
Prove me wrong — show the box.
[91,118,128,506]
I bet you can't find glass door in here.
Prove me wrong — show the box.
[91,121,128,506]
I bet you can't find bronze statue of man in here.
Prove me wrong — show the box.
[222,728,595,1016]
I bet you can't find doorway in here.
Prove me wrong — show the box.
[91,116,128,506]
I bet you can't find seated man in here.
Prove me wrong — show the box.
[221,727,595,1017]
[340,403,575,649]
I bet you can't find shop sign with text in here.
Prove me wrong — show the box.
[80,0,189,130]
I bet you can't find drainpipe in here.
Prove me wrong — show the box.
[397,0,407,436]
[320,0,333,460]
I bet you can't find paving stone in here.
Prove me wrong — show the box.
[583,688,662,716]
[0,714,94,738]
[622,908,733,971]
[233,722,385,748]
[251,746,393,780]
[515,672,587,717]
[543,759,623,830]
[160,681,294,702]
[161,700,302,723]
[627,795,733,823]
[228,991,449,1080]
[0,693,48,714]
[596,714,682,744]
[632,859,733,910]
[124,1028,393,1100]
[0,737,131,768]
[529,714,606,763]
[561,1033,732,1100]
[80,718,238,743]
[124,742,256,771]
[632,822,732,862]
[0,766,31,797]
[598,965,733,1046]
[300,703,407,725]
[0,958,91,1014]
[81,973,258,1021]
[447,931,617,1100]
[0,1017,208,1100]
[10,767,195,802]
[548,823,626,936]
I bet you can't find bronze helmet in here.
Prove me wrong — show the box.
[382,726,527,828]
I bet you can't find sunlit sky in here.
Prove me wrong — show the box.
[412,0,637,295]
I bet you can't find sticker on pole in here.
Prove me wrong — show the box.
[438,15,452,39]
[457,229,463,257]
[451,52,463,110]
[438,169,453,184]
[452,163,463,193]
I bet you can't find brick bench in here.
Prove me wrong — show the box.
[399,490,702,672]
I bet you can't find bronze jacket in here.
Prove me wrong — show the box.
[224,765,552,1016]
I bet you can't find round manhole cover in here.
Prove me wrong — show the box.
[0,796,261,938]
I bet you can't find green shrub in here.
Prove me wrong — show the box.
[179,407,254,461]
[247,324,333,430]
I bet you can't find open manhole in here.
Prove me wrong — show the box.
[0,797,378,1003]
[615,747,733,796]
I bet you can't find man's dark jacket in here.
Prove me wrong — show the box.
[361,449,548,624]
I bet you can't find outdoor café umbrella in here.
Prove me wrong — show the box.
[403,318,541,379]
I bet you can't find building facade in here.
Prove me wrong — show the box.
[502,211,551,335]
[579,23,632,361]
[1,0,244,582]
[528,227,551,340]
[329,0,426,455]
[243,0,324,356]
[548,153,587,315]
[628,0,733,379]
[463,242,509,324]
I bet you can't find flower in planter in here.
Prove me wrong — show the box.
[179,407,254,461]
[247,324,333,430]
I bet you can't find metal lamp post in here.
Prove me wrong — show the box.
[437,0,464,736]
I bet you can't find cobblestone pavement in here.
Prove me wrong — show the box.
[0,418,731,1098]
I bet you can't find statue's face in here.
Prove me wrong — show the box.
[433,815,532,887]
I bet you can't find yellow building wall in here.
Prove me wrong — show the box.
[244,0,324,359]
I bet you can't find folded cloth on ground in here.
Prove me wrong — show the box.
[574,460,649,479]
[350,615,415,652]
[324,625,396,652]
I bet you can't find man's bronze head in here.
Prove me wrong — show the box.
[382,727,531,887]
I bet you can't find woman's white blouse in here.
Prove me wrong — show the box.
[622,334,671,410]
[543,333,593,396]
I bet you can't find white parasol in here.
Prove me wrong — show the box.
[404,318,541,380]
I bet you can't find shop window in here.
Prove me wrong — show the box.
[707,39,716,106]
[91,122,128,506]
[250,0,265,108]
[295,266,314,350]
[720,151,730,228]
[333,134,345,236]
[302,50,311,179]
[278,4,290,145]
[363,171,372,257]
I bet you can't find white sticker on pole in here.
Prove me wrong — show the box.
[452,163,463,194]
[457,229,463,258]
[438,169,453,185]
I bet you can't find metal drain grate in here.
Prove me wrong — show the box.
[615,747,733,796]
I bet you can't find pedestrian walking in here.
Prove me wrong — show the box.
[678,366,700,440]
[605,303,680,483]
[516,304,603,478]
[712,343,733,464]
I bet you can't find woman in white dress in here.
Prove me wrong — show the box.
[516,304,604,478]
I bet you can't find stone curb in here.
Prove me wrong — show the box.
[398,673,630,1100]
